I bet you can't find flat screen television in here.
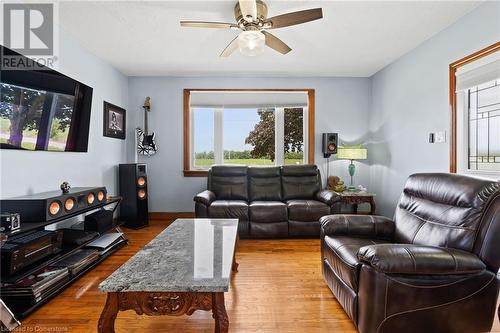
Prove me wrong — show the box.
[0,46,93,152]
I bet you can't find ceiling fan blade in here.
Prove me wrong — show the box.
[220,36,239,57]
[265,8,323,29]
[262,31,291,55]
[180,21,238,29]
[239,0,257,22]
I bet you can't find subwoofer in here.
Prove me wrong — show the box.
[322,133,338,158]
[119,163,149,229]
[1,187,107,222]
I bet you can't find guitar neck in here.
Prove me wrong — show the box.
[144,107,149,135]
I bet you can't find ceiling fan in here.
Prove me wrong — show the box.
[180,0,323,57]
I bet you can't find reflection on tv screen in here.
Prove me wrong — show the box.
[0,83,75,151]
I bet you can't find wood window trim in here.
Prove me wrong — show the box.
[183,88,315,177]
[449,41,500,173]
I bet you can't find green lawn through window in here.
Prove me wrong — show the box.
[194,158,303,167]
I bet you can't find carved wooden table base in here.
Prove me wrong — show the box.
[98,291,229,333]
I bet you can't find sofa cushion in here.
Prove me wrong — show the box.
[289,220,320,236]
[282,165,321,200]
[207,200,248,220]
[286,199,330,221]
[248,167,282,201]
[250,221,288,238]
[209,166,248,200]
[323,236,389,291]
[249,201,287,223]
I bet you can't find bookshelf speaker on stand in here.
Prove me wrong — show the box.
[119,163,149,229]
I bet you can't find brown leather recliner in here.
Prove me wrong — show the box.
[320,173,500,333]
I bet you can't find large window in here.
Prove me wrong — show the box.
[184,89,315,176]
[452,44,500,178]
[467,79,500,172]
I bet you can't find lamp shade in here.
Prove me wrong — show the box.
[237,31,265,56]
[337,145,367,160]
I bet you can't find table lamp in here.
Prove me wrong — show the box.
[337,145,368,191]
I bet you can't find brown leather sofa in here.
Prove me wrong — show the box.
[194,165,339,238]
[320,173,500,333]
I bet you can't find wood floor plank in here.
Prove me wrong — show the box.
[18,220,500,332]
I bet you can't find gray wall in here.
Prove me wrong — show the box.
[0,28,131,198]
[369,2,500,217]
[128,77,371,212]
[4,2,497,216]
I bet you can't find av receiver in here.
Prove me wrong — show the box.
[1,230,63,276]
[1,187,107,222]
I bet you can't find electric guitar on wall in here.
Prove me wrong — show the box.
[137,97,158,156]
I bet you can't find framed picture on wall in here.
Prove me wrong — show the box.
[103,101,126,139]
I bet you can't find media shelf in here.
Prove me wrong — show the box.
[17,240,127,319]
[0,196,128,319]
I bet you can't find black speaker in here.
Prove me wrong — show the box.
[119,163,149,229]
[84,209,114,233]
[322,133,338,158]
[1,187,107,222]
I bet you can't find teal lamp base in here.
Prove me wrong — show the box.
[347,160,357,192]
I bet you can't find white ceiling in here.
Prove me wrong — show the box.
[58,1,481,77]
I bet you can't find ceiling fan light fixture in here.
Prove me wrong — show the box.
[237,30,265,56]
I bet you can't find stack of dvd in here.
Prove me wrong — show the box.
[85,233,126,255]
[52,249,99,277]
[0,267,69,313]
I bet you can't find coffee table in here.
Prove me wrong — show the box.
[97,218,239,333]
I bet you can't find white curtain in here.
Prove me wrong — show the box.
[189,90,308,108]
[455,50,500,91]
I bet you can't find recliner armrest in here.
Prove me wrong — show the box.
[320,215,394,240]
[315,190,339,206]
[358,244,486,275]
[193,190,216,206]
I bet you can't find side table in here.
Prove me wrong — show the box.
[334,191,376,215]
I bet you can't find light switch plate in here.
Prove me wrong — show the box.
[435,131,446,143]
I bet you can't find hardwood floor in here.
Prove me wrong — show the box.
[20,219,500,333]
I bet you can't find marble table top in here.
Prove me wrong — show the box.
[99,218,238,293]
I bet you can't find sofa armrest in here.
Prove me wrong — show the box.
[315,190,339,206]
[320,215,394,240]
[358,244,486,275]
[193,190,216,206]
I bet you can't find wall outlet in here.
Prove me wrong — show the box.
[435,131,446,143]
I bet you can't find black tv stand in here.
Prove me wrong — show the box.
[0,197,127,320]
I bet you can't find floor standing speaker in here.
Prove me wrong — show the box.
[119,163,149,229]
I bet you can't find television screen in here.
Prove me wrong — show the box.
[0,46,93,152]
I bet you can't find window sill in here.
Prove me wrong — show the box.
[184,170,208,177]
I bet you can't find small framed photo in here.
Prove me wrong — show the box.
[103,101,126,139]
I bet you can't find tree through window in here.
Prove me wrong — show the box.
[185,89,314,175]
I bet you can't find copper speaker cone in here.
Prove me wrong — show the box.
[87,192,95,205]
[49,201,61,216]
[64,198,75,211]
[138,189,146,199]
[97,191,105,202]
[137,177,146,187]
